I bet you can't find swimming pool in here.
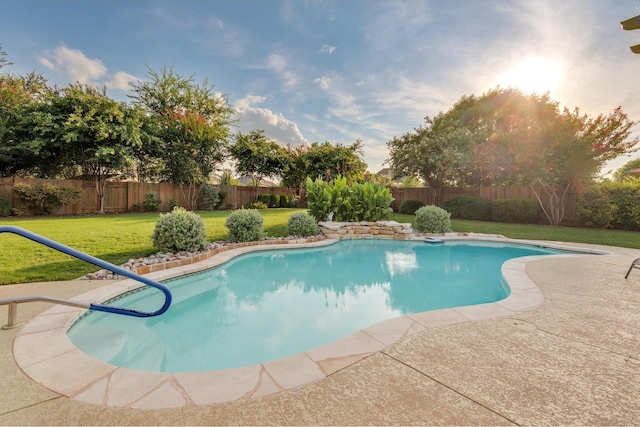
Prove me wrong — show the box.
[67,239,572,373]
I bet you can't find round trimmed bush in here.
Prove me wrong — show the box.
[152,207,208,252]
[399,199,425,215]
[414,205,452,233]
[287,212,319,237]
[225,209,265,242]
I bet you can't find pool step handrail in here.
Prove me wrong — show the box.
[0,225,172,329]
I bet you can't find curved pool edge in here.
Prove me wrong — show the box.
[12,236,609,409]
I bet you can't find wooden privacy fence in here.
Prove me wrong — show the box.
[0,177,580,225]
[390,186,580,226]
[0,177,305,215]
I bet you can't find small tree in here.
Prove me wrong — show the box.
[230,130,292,199]
[387,114,472,206]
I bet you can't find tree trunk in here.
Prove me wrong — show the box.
[95,175,106,214]
[529,182,571,226]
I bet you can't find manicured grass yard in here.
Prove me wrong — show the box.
[0,209,302,285]
[1,209,639,285]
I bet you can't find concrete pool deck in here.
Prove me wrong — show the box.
[1,237,639,425]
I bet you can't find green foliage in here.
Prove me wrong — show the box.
[13,183,81,215]
[130,203,140,212]
[613,158,640,181]
[0,198,11,216]
[288,195,300,208]
[169,199,179,210]
[198,184,221,210]
[244,201,268,209]
[492,198,541,224]
[230,130,292,187]
[387,114,474,205]
[578,180,640,230]
[129,66,235,192]
[269,194,280,208]
[398,199,424,215]
[442,195,492,221]
[225,209,265,242]
[305,176,394,222]
[279,194,289,208]
[287,212,319,237]
[152,207,208,252]
[280,140,368,189]
[219,169,239,185]
[143,193,161,212]
[414,205,452,233]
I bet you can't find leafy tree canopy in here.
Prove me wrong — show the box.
[230,130,292,191]
[614,158,640,181]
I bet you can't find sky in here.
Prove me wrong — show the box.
[2,0,640,175]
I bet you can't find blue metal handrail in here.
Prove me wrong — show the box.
[0,225,172,319]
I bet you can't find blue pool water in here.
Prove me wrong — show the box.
[68,239,568,372]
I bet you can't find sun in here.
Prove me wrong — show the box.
[498,57,564,95]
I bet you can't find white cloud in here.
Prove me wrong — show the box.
[319,44,336,55]
[266,53,299,88]
[38,45,107,84]
[105,71,139,91]
[235,95,309,147]
[313,76,330,90]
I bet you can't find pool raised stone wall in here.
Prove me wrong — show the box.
[319,220,416,240]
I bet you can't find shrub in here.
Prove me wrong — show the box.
[306,176,394,222]
[198,184,221,210]
[13,183,81,215]
[578,180,640,230]
[257,194,271,206]
[287,212,319,237]
[279,194,289,208]
[269,194,280,208]
[169,199,179,210]
[414,205,452,233]
[578,186,616,228]
[398,199,424,215]
[492,198,540,224]
[288,195,300,208]
[152,207,208,252]
[225,209,265,242]
[441,195,492,221]
[143,193,161,212]
[244,201,268,209]
[0,198,11,217]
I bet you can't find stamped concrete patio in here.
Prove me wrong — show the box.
[1,239,639,425]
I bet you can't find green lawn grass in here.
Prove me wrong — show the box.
[0,209,304,285]
[1,210,638,285]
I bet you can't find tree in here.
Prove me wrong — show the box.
[280,140,367,189]
[56,84,144,213]
[444,88,639,224]
[387,114,473,205]
[129,66,236,208]
[614,158,640,181]
[230,130,292,198]
[0,72,67,178]
[280,144,310,194]
[304,140,367,183]
[0,43,13,70]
